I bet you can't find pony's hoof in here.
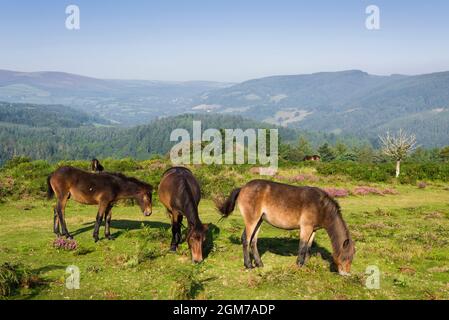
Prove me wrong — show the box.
[244,264,254,270]
[106,235,114,241]
[66,235,73,240]
[169,245,178,252]
[255,262,264,268]
[93,237,99,243]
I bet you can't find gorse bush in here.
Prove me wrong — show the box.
[398,162,449,184]
[2,156,32,170]
[316,162,394,182]
[0,159,53,199]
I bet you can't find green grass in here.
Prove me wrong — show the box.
[0,182,449,300]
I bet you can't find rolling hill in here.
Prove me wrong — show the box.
[191,70,449,146]
[1,69,449,146]
[0,70,232,125]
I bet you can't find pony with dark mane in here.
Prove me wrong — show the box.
[216,180,355,275]
[47,166,153,242]
[91,158,104,173]
[158,167,208,263]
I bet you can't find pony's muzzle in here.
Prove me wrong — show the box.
[192,258,203,264]
[143,210,152,217]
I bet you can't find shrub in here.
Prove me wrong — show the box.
[352,186,398,196]
[102,158,141,172]
[168,266,204,300]
[322,187,350,198]
[0,263,38,297]
[53,238,78,251]
[316,161,449,184]
[316,162,393,182]
[417,181,427,189]
[289,174,319,183]
[1,156,32,170]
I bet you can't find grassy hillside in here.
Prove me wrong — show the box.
[1,159,448,300]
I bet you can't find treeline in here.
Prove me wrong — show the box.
[1,111,448,166]
[280,138,449,164]
[0,102,109,128]
[0,113,361,165]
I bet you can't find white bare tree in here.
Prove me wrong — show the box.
[379,129,417,178]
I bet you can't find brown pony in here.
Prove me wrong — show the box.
[91,158,104,173]
[304,155,321,162]
[158,167,208,263]
[216,180,355,275]
[47,166,153,242]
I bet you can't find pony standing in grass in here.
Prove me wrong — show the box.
[158,167,208,263]
[216,179,355,275]
[47,166,153,242]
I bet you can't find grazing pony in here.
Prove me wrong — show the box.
[91,158,104,173]
[158,167,208,263]
[303,155,321,162]
[47,166,153,242]
[216,180,355,275]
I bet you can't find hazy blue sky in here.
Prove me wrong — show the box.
[1,0,449,81]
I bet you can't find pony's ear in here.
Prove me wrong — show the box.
[203,223,210,231]
[342,239,350,249]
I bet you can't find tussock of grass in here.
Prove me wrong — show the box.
[169,266,204,300]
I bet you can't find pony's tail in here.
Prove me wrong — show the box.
[216,188,241,218]
[46,175,54,200]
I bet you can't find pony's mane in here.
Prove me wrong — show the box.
[166,169,202,228]
[320,190,351,257]
[104,172,153,190]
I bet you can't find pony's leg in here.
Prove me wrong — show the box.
[176,215,183,245]
[241,229,252,269]
[56,195,72,239]
[170,211,182,252]
[93,202,108,242]
[53,206,61,237]
[297,226,314,267]
[250,217,264,267]
[242,214,263,269]
[251,228,263,268]
[307,231,316,255]
[104,204,113,240]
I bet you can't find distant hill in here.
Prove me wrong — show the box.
[190,70,449,146]
[0,101,109,128]
[1,69,449,146]
[0,70,233,125]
